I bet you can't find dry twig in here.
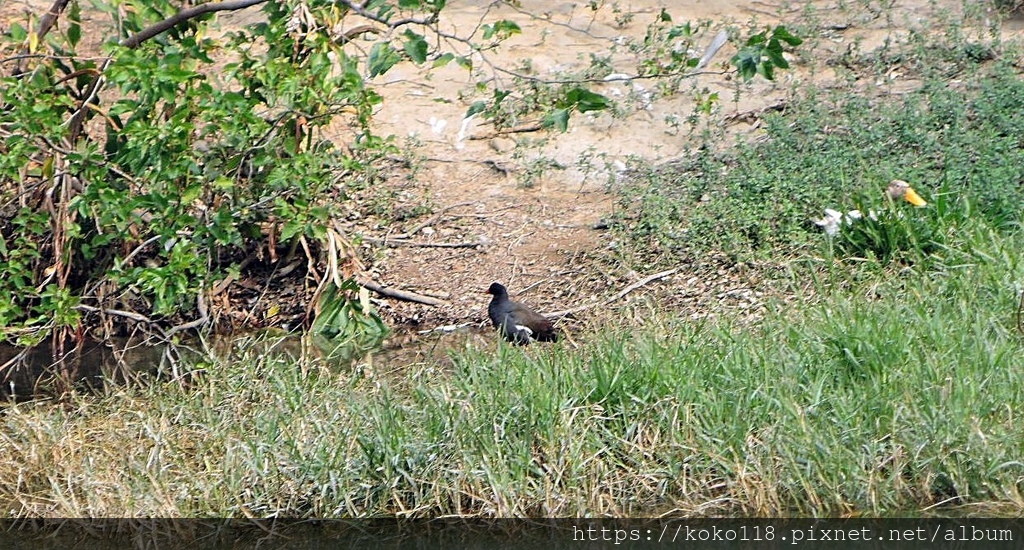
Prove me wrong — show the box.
[544,268,679,318]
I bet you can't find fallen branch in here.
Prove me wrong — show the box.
[544,268,679,318]
[359,278,449,307]
[468,122,545,140]
[363,237,481,249]
[724,100,787,126]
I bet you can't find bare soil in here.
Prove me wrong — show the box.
[344,0,997,334]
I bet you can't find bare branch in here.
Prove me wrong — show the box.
[12,0,71,75]
[120,0,269,49]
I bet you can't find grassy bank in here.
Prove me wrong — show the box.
[1,222,1021,517]
[2,2,1024,521]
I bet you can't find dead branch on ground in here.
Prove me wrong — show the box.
[359,278,449,307]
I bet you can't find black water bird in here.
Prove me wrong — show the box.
[485,282,558,345]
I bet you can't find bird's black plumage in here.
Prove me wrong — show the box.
[485,282,558,345]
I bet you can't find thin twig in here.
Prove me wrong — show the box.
[339,0,440,30]
[544,268,679,318]
[491,64,728,86]
[468,123,545,140]
[402,201,476,238]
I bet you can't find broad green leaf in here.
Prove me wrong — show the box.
[767,46,789,69]
[9,23,27,41]
[367,42,401,77]
[181,184,202,204]
[773,26,804,46]
[731,50,759,81]
[493,89,511,104]
[402,30,428,64]
[565,88,609,113]
[482,19,521,40]
[432,52,455,68]
[746,33,767,46]
[542,108,570,132]
[466,101,487,117]
[68,1,82,47]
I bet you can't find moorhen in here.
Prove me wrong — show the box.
[485,282,558,345]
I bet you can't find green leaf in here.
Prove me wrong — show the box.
[367,42,401,77]
[432,52,455,67]
[9,23,27,42]
[542,108,570,132]
[67,1,82,48]
[455,56,472,70]
[565,87,609,113]
[282,219,305,241]
[772,25,803,46]
[659,8,672,22]
[482,19,521,40]
[731,50,759,81]
[402,30,428,64]
[667,22,692,40]
[181,184,202,204]
[746,33,767,47]
[493,89,511,105]
[767,46,789,69]
[466,101,487,118]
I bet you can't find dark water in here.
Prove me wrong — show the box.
[0,325,492,400]
[0,335,172,400]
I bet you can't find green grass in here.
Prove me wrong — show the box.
[614,52,1024,265]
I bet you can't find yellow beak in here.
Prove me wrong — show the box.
[903,187,927,207]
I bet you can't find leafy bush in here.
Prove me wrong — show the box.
[0,0,466,344]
